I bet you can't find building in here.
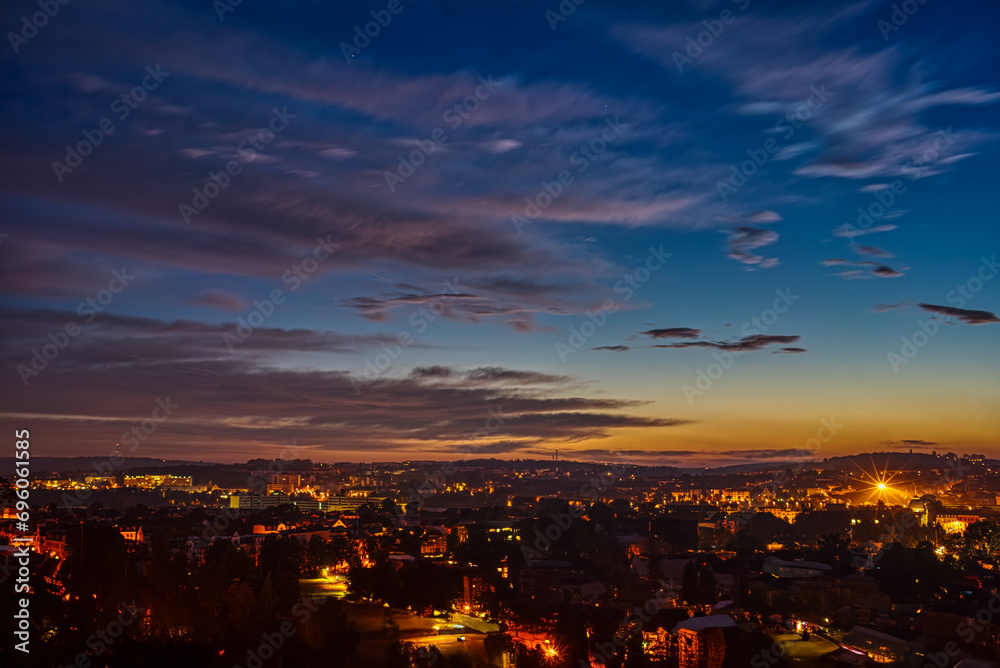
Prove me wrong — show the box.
[230,494,293,510]
[420,528,447,557]
[119,525,144,542]
[267,473,301,494]
[41,531,69,559]
[459,574,491,614]
[228,494,384,512]
[324,495,387,512]
[123,474,192,489]
[672,615,737,668]
[936,510,983,534]
[761,556,832,579]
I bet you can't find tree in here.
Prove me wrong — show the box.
[682,560,718,605]
[960,520,1000,571]
[875,542,954,602]
[298,599,360,667]
[814,533,850,567]
[699,568,718,604]
[682,560,700,604]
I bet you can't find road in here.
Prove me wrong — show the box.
[343,600,489,667]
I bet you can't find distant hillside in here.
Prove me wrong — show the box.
[678,461,815,475]
[819,451,967,472]
[0,456,221,476]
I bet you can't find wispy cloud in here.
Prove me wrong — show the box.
[918,303,1000,325]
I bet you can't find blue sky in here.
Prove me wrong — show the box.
[1,0,997,464]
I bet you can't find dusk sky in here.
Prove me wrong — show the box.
[1,0,998,466]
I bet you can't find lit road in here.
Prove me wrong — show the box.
[337,601,489,667]
[407,634,488,665]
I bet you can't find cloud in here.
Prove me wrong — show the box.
[918,303,1000,325]
[640,327,702,339]
[651,334,801,352]
[191,289,249,312]
[0,306,411,362]
[463,367,571,385]
[873,301,913,313]
[726,226,779,268]
[882,439,938,450]
[855,245,894,259]
[833,224,898,238]
[617,6,1000,183]
[410,366,454,379]
[722,211,783,224]
[341,287,552,332]
[613,324,804,354]
[773,347,806,354]
[0,307,691,458]
[483,139,522,153]
[871,265,904,278]
[548,447,823,466]
[825,260,906,279]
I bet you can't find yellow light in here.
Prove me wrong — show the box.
[877,483,886,490]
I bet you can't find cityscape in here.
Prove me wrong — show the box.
[4,452,1000,666]
[1,0,999,666]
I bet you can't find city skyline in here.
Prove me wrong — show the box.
[2,0,999,466]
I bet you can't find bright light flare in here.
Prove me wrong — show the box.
[853,456,907,505]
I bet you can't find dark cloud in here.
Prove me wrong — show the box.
[873,301,913,313]
[773,347,807,354]
[410,366,454,378]
[871,265,904,278]
[0,308,685,458]
[918,303,1000,325]
[640,327,702,339]
[855,245,894,259]
[544,447,821,466]
[726,226,779,268]
[463,367,570,385]
[341,284,569,333]
[827,260,906,279]
[593,345,630,352]
[651,334,801,352]
[0,307,406,362]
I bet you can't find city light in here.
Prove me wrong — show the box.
[541,640,560,662]
[853,457,908,505]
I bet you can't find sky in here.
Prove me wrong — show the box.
[1,0,998,466]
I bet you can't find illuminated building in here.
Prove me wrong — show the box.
[119,525,144,542]
[123,474,192,489]
[267,473,300,494]
[420,528,447,557]
[937,511,983,534]
[672,616,737,668]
